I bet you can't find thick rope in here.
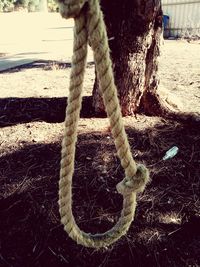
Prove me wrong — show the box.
[58,0,149,248]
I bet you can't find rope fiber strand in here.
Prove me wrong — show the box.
[57,0,150,248]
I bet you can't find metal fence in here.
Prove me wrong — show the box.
[162,0,200,38]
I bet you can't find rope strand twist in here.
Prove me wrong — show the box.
[57,0,150,248]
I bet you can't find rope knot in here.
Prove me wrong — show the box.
[57,0,88,18]
[116,164,150,196]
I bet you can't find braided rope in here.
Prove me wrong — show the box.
[58,0,149,248]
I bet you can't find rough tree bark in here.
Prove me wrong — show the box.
[92,0,164,116]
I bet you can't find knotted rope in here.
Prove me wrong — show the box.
[58,0,149,248]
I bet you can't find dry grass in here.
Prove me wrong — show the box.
[0,107,200,266]
[0,40,200,266]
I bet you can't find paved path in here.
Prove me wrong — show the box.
[0,12,90,71]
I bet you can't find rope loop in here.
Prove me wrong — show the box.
[57,0,150,248]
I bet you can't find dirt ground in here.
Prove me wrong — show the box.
[158,40,200,114]
[0,40,200,267]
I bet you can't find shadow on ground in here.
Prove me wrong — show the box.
[0,60,94,74]
[0,118,200,267]
[1,95,200,128]
[0,96,97,127]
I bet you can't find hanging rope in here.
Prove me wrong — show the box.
[58,0,149,248]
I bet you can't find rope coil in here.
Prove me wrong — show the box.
[58,0,149,248]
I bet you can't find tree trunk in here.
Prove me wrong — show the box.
[92,0,163,116]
